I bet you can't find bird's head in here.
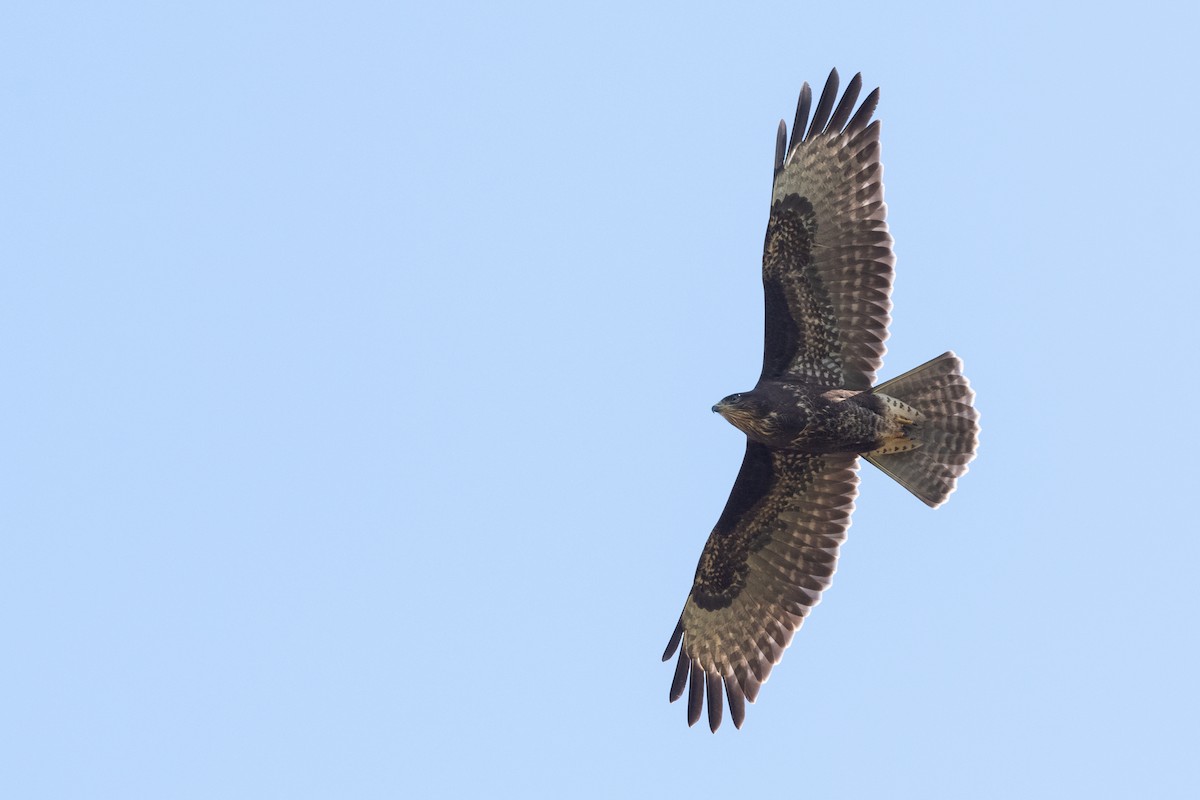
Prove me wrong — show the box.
[712,390,778,438]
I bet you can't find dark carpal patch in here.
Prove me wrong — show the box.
[691,445,821,610]
[762,194,817,380]
[762,194,842,385]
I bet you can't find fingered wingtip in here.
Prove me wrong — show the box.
[784,70,881,152]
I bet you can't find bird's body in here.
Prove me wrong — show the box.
[715,381,909,454]
[663,70,980,732]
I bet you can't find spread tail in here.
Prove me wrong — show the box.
[865,351,979,507]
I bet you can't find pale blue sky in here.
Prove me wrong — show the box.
[3,2,1198,797]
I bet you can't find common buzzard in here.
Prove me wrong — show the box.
[663,70,980,731]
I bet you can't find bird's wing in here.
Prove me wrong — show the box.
[762,69,894,390]
[663,443,859,731]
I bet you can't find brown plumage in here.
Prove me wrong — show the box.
[663,70,980,732]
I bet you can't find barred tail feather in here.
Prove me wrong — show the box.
[865,352,979,507]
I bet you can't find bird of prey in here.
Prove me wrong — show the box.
[663,69,980,732]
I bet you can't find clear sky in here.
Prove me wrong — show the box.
[3,1,1198,797]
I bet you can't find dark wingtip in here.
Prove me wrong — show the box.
[687,663,704,727]
[806,68,839,141]
[774,119,786,174]
[789,82,811,154]
[662,618,683,662]
[669,649,689,703]
[846,86,880,134]
[724,676,746,729]
[827,72,863,133]
[706,672,723,732]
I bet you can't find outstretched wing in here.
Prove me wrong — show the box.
[663,443,859,731]
[762,69,894,390]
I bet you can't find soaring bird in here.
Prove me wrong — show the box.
[663,69,980,731]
